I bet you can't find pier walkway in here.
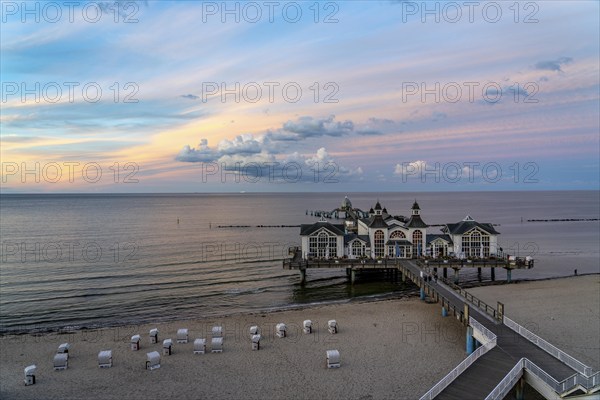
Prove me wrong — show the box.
[282,254,599,399]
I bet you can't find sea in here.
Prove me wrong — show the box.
[1,191,598,334]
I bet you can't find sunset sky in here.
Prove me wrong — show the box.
[1,0,599,192]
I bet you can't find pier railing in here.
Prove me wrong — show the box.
[419,317,497,400]
[440,278,500,320]
[485,357,600,400]
[503,316,594,377]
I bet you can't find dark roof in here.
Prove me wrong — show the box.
[374,201,382,210]
[386,239,412,246]
[412,201,420,210]
[367,215,388,229]
[369,208,374,214]
[443,220,500,235]
[404,214,428,228]
[345,233,370,246]
[426,234,453,245]
[300,222,345,236]
[382,208,388,214]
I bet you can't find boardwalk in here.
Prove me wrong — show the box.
[399,261,587,399]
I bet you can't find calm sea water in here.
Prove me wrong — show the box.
[1,191,598,333]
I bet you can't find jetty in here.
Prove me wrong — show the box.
[284,197,598,398]
[282,251,599,398]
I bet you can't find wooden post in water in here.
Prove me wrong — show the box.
[443,267,447,279]
[300,268,306,285]
[453,268,460,284]
[477,267,482,282]
[491,267,495,281]
[350,269,356,285]
[506,268,512,283]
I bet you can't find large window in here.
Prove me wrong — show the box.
[351,241,365,257]
[461,229,490,258]
[389,230,406,239]
[412,230,423,257]
[374,230,385,258]
[309,230,338,258]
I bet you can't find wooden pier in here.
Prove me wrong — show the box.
[283,248,533,285]
[282,253,598,398]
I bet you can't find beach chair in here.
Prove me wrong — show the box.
[303,320,312,334]
[193,338,206,354]
[131,334,141,351]
[326,350,340,368]
[212,326,222,338]
[98,350,112,368]
[53,353,68,370]
[328,320,338,334]
[251,334,261,350]
[177,328,189,343]
[276,323,287,338]
[57,343,70,356]
[149,328,159,344]
[24,365,36,386]
[146,351,160,370]
[163,339,173,355]
[249,325,259,336]
[211,337,223,353]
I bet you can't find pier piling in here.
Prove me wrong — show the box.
[506,268,512,283]
[466,326,474,355]
[491,267,495,281]
[300,269,306,285]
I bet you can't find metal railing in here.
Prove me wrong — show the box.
[503,316,593,376]
[484,358,525,400]
[469,317,497,347]
[440,278,499,320]
[419,318,497,400]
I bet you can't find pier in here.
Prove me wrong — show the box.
[282,252,599,398]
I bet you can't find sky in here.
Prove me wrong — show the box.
[1,0,599,193]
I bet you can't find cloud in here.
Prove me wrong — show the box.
[175,138,219,162]
[278,115,354,140]
[217,134,262,155]
[394,160,427,175]
[180,94,199,100]
[534,57,573,72]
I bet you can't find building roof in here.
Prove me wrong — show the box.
[300,222,345,236]
[443,220,500,235]
[404,214,428,228]
[341,196,352,210]
[345,233,370,246]
[426,234,453,245]
[367,215,388,229]
[374,201,382,210]
[412,201,420,210]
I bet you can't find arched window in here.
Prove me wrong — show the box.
[412,230,423,257]
[309,229,338,258]
[374,230,385,258]
[352,241,364,256]
[461,229,489,258]
[390,230,406,239]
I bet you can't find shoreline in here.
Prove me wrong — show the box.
[2,273,597,336]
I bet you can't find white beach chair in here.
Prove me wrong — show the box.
[303,320,312,334]
[328,320,338,334]
[149,328,159,344]
[211,337,223,353]
[53,353,68,370]
[98,350,112,368]
[177,328,189,343]
[326,350,340,368]
[146,351,160,370]
[193,338,206,354]
[163,339,173,355]
[249,325,259,336]
[212,326,223,338]
[131,334,141,351]
[24,365,36,386]
[251,334,261,351]
[276,323,287,338]
[57,343,70,355]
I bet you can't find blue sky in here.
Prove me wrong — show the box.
[1,0,599,192]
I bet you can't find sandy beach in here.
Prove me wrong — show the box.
[469,274,600,370]
[1,275,598,400]
[0,298,466,400]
